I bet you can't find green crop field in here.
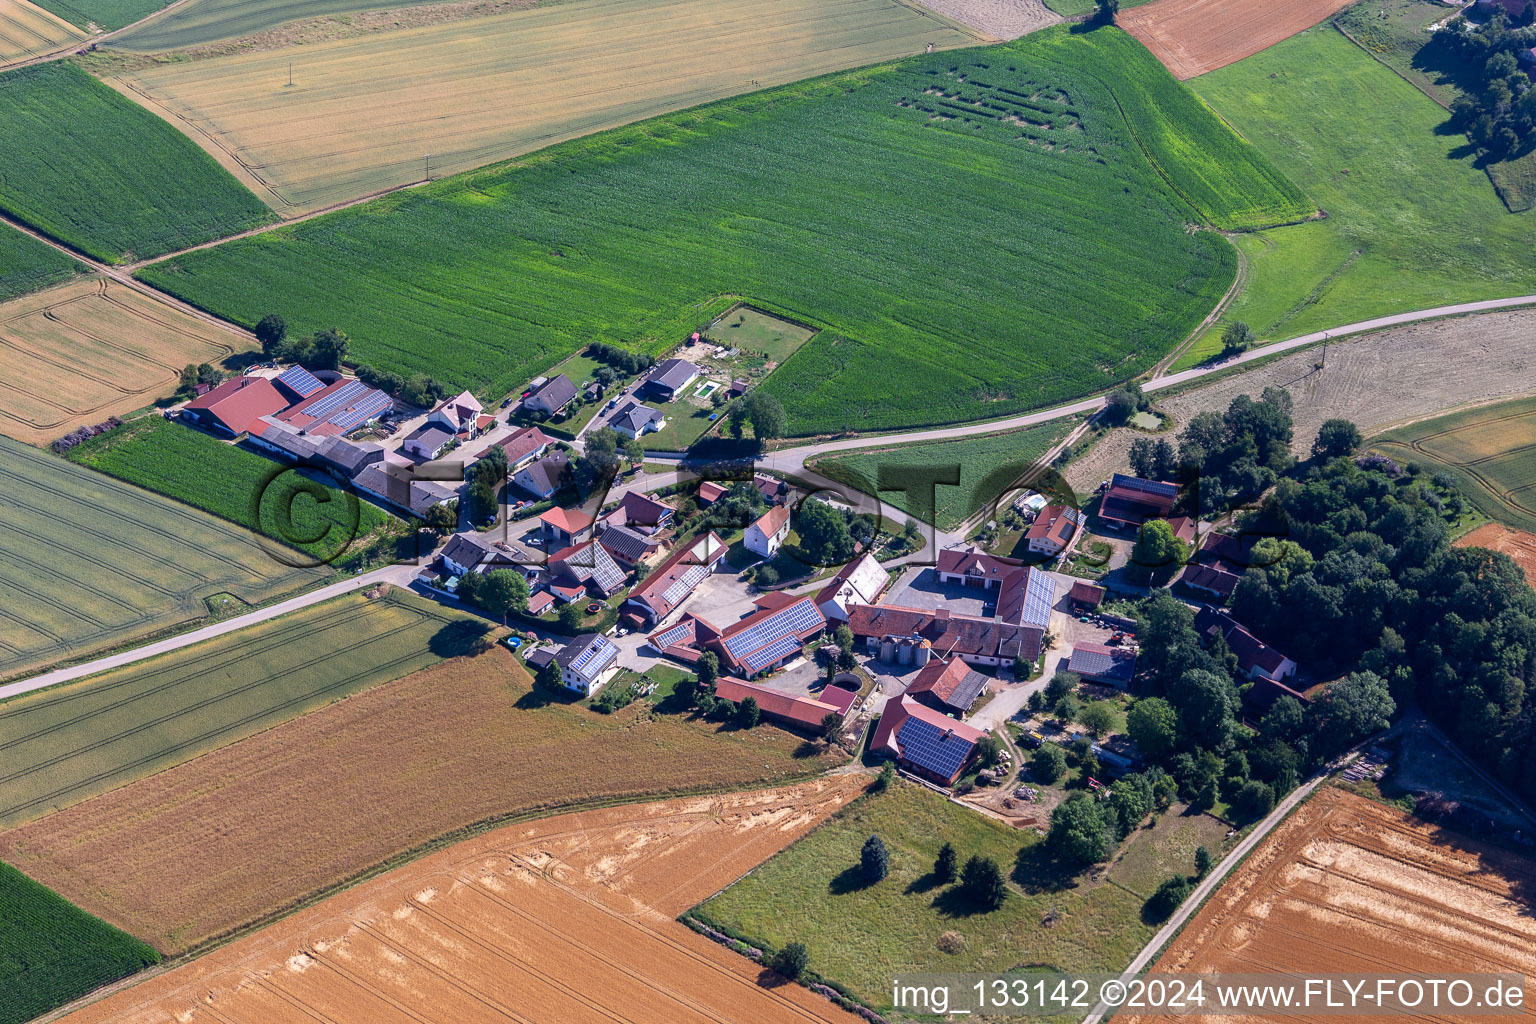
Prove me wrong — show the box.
[1372,394,1536,533]
[68,416,395,566]
[0,591,479,827]
[0,860,160,1024]
[109,0,438,49]
[0,228,85,303]
[812,420,1077,530]
[31,0,169,30]
[0,63,272,264]
[138,26,1306,436]
[695,782,1155,1010]
[1173,26,1536,371]
[0,436,326,682]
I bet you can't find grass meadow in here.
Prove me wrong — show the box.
[0,645,844,953]
[0,226,84,303]
[0,591,475,829]
[1175,26,1536,370]
[0,861,160,1024]
[0,436,326,682]
[68,416,395,565]
[696,782,1157,1010]
[1372,394,1536,533]
[138,26,1306,436]
[0,62,272,263]
[813,420,1077,530]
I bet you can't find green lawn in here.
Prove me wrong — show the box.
[1183,26,1536,365]
[1106,804,1230,897]
[0,229,86,303]
[66,416,397,567]
[0,63,273,263]
[0,435,327,683]
[0,861,160,1024]
[0,592,481,827]
[138,27,1305,437]
[696,782,1155,1010]
[702,306,816,363]
[813,420,1077,530]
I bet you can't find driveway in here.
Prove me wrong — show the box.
[885,566,995,617]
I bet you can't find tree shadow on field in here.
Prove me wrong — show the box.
[515,685,582,710]
[755,968,793,990]
[905,870,945,896]
[793,740,825,759]
[829,865,876,895]
[429,619,496,659]
[1013,844,1082,895]
[932,885,992,919]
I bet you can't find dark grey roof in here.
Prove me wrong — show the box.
[612,402,662,433]
[441,533,491,570]
[553,633,620,680]
[406,425,454,450]
[319,436,382,476]
[528,374,577,410]
[525,648,557,669]
[598,522,655,564]
[517,451,571,495]
[646,358,701,392]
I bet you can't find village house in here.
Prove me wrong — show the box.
[402,424,455,460]
[1025,504,1084,557]
[1181,531,1250,600]
[609,402,665,440]
[546,539,627,598]
[1195,607,1297,684]
[814,551,890,623]
[476,425,550,469]
[426,391,485,436]
[1098,473,1179,532]
[906,657,989,716]
[849,604,1043,669]
[624,531,728,626]
[523,374,577,418]
[744,504,790,559]
[871,695,987,786]
[596,522,663,567]
[441,534,492,577]
[512,451,572,499]
[639,358,701,402]
[553,633,621,696]
[603,491,675,534]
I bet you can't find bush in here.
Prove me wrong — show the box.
[1144,874,1192,921]
[770,941,810,981]
[1031,744,1068,783]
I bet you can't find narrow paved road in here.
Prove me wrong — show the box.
[0,563,416,703]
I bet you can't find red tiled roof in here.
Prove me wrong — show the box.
[184,376,289,435]
[750,504,790,538]
[1069,580,1105,607]
[477,425,549,463]
[906,658,988,710]
[848,604,1043,663]
[627,531,725,620]
[871,695,985,756]
[540,506,594,534]
[936,547,1020,581]
[713,676,842,729]
[697,481,728,504]
[1165,515,1198,544]
[1025,504,1079,547]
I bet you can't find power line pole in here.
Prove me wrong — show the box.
[287,62,292,87]
[425,154,431,181]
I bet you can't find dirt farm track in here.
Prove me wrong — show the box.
[1123,788,1536,1024]
[55,779,867,1024]
[1120,0,1355,80]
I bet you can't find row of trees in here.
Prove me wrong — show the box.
[255,312,449,407]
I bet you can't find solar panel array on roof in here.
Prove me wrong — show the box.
[897,716,974,779]
[571,636,616,674]
[661,564,709,608]
[721,599,822,660]
[651,621,693,649]
[304,379,369,419]
[276,365,325,398]
[1110,473,1178,499]
[1019,569,1055,629]
[741,634,803,673]
[327,389,392,432]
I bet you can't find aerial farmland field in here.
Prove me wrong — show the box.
[43,780,866,1023]
[29,0,169,30]
[0,277,252,444]
[0,224,83,303]
[0,646,848,952]
[1181,26,1536,366]
[0,61,272,263]
[108,0,442,50]
[0,590,474,830]
[0,0,81,65]
[0,435,326,682]
[1121,788,1536,1024]
[1373,394,1536,533]
[1121,0,1355,80]
[103,0,980,214]
[137,26,1307,435]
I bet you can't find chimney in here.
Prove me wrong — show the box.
[935,608,951,621]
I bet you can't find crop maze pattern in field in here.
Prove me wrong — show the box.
[109,0,979,213]
[0,277,243,443]
[0,594,460,826]
[0,436,324,683]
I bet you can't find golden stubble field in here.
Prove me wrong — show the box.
[54,778,868,1024]
[102,0,978,214]
[1124,788,1536,1024]
[0,0,82,66]
[0,276,251,443]
[0,645,846,953]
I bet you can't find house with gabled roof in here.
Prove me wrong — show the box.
[523,374,577,417]
[554,633,621,696]
[744,504,790,559]
[640,358,701,402]
[547,539,627,597]
[697,480,728,506]
[815,552,890,623]
[1195,607,1297,684]
[906,657,989,716]
[427,391,484,435]
[1180,531,1249,600]
[848,604,1043,668]
[871,695,987,786]
[513,451,572,499]
[610,402,665,440]
[1067,642,1136,687]
[624,531,727,625]
[274,376,392,438]
[477,425,549,469]
[1099,473,1178,532]
[603,491,674,534]
[597,522,663,566]
[441,534,492,577]
[712,592,826,677]
[182,375,289,436]
[1025,504,1084,557]
[402,424,455,460]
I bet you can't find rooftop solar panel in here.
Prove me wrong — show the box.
[721,599,821,658]
[661,564,709,607]
[741,633,802,672]
[327,389,392,431]
[1019,570,1055,629]
[276,365,324,398]
[897,716,974,778]
[1110,473,1178,499]
[303,379,369,419]
[651,621,693,649]
[571,636,616,673]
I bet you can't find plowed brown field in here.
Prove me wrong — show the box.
[55,779,866,1024]
[1121,0,1354,80]
[1125,788,1536,1024]
[0,646,844,953]
[1457,523,1536,582]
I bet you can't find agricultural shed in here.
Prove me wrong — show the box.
[1195,607,1296,683]
[1099,473,1179,532]
[848,603,1043,667]
[697,480,728,505]
[1069,580,1105,610]
[1066,642,1136,687]
[712,593,826,677]
[181,376,287,436]
[906,657,989,715]
[539,506,593,547]
[871,695,986,786]
[712,676,843,730]
[275,377,392,437]
[624,531,727,624]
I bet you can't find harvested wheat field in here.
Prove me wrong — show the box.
[0,0,81,64]
[1125,788,1536,1024]
[1457,523,1536,581]
[1067,309,1536,493]
[0,645,845,953]
[1121,0,1353,80]
[0,276,249,443]
[911,0,1058,39]
[105,0,977,214]
[54,779,866,1024]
